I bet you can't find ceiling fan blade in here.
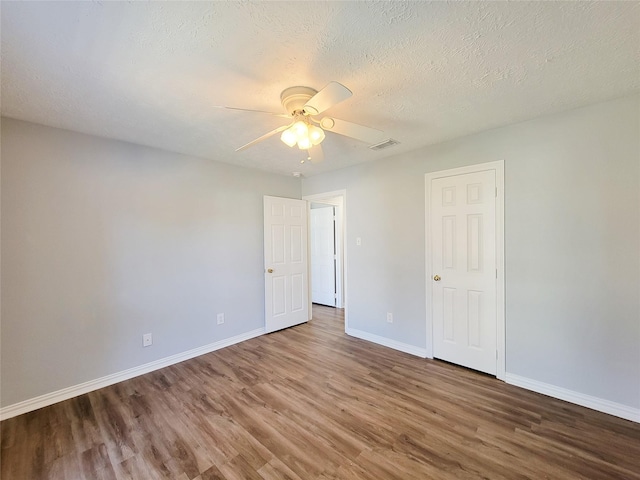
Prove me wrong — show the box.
[303,82,352,116]
[307,144,324,164]
[235,124,291,152]
[214,106,290,118]
[320,117,385,145]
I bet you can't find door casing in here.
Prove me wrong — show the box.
[425,161,505,380]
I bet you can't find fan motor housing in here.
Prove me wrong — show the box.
[280,86,318,115]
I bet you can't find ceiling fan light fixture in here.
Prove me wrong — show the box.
[308,124,325,145]
[280,128,297,147]
[281,119,326,149]
[292,121,308,137]
[297,136,311,150]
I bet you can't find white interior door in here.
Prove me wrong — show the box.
[311,206,336,306]
[264,196,309,333]
[430,170,497,375]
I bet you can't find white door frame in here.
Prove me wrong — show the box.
[303,190,347,329]
[425,161,505,380]
[310,205,337,307]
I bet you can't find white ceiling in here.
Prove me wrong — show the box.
[2,1,639,176]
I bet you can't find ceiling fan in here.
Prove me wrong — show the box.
[217,82,385,163]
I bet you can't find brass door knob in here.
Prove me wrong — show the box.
[267,268,274,273]
[433,275,441,281]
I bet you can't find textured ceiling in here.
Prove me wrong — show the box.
[2,1,639,176]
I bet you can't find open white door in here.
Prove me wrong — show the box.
[311,206,336,306]
[264,196,309,333]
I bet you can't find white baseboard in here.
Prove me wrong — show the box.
[0,327,265,421]
[346,327,428,358]
[505,373,640,423]
[342,329,639,423]
[5,329,637,425]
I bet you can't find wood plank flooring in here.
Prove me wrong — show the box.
[2,305,639,479]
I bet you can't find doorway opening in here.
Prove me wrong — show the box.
[310,202,338,307]
[303,190,347,330]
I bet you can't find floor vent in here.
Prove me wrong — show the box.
[369,138,400,151]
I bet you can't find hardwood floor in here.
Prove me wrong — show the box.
[2,305,639,479]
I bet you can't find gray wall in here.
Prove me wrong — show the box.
[3,95,639,412]
[1,118,300,407]
[302,95,640,409]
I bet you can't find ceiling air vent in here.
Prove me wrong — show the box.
[369,138,400,151]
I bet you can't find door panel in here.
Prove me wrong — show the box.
[272,276,286,316]
[271,224,285,263]
[264,196,309,333]
[310,207,336,306]
[291,273,304,312]
[431,170,497,375]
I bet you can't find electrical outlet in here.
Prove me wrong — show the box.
[217,313,225,325]
[386,312,393,323]
[143,333,152,347]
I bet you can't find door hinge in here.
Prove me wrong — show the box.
[495,187,498,197]
[496,269,498,279]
